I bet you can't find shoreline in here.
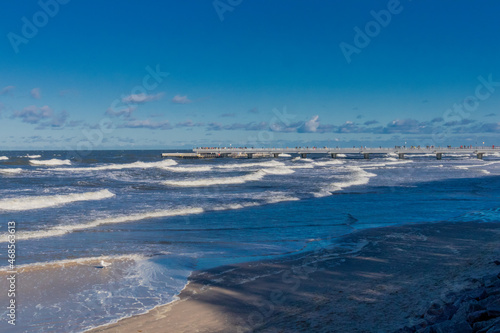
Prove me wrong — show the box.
[87,221,500,332]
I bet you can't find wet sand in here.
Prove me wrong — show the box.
[0,256,143,332]
[88,221,500,333]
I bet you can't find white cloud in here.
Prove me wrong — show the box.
[11,105,71,129]
[171,95,192,104]
[14,105,51,123]
[12,105,53,124]
[31,88,41,99]
[121,93,164,104]
[298,115,320,133]
[106,106,137,118]
[120,119,173,130]
[1,86,15,95]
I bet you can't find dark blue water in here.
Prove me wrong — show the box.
[0,150,499,332]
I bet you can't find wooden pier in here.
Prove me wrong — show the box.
[170,147,499,160]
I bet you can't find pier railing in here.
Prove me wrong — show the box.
[184,146,499,160]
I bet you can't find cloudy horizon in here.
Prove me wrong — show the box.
[1,1,499,150]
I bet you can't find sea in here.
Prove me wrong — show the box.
[0,149,499,332]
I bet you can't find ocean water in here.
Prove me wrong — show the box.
[0,150,499,332]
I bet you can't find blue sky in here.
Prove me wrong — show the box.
[1,0,499,150]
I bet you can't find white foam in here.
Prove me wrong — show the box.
[288,164,315,169]
[206,195,299,210]
[359,159,412,168]
[278,153,292,157]
[161,165,212,172]
[163,166,294,187]
[260,167,295,175]
[292,157,314,162]
[453,161,499,174]
[26,154,41,158]
[0,254,145,271]
[211,202,261,211]
[163,170,266,187]
[0,156,9,160]
[52,159,178,172]
[0,207,204,242]
[452,153,475,156]
[265,195,300,204]
[0,191,305,242]
[454,161,498,169]
[328,166,377,192]
[0,189,115,211]
[313,160,345,166]
[215,160,285,169]
[0,168,22,175]
[30,158,71,166]
[311,189,335,198]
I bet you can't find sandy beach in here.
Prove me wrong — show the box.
[87,221,500,333]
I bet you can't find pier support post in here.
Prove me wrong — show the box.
[300,153,307,159]
[331,153,337,159]
[273,153,279,158]
[436,153,442,160]
[363,153,370,159]
[477,153,484,159]
[398,153,405,159]
[247,153,253,159]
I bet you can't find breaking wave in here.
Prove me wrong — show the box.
[359,159,413,169]
[52,159,178,172]
[30,159,71,166]
[163,171,266,187]
[265,195,300,204]
[215,160,285,169]
[0,189,115,211]
[260,167,295,175]
[313,166,378,197]
[0,207,204,242]
[292,157,314,162]
[0,193,305,242]
[161,165,212,172]
[313,160,345,166]
[329,166,377,192]
[0,168,22,175]
[162,167,294,187]
[210,194,299,207]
